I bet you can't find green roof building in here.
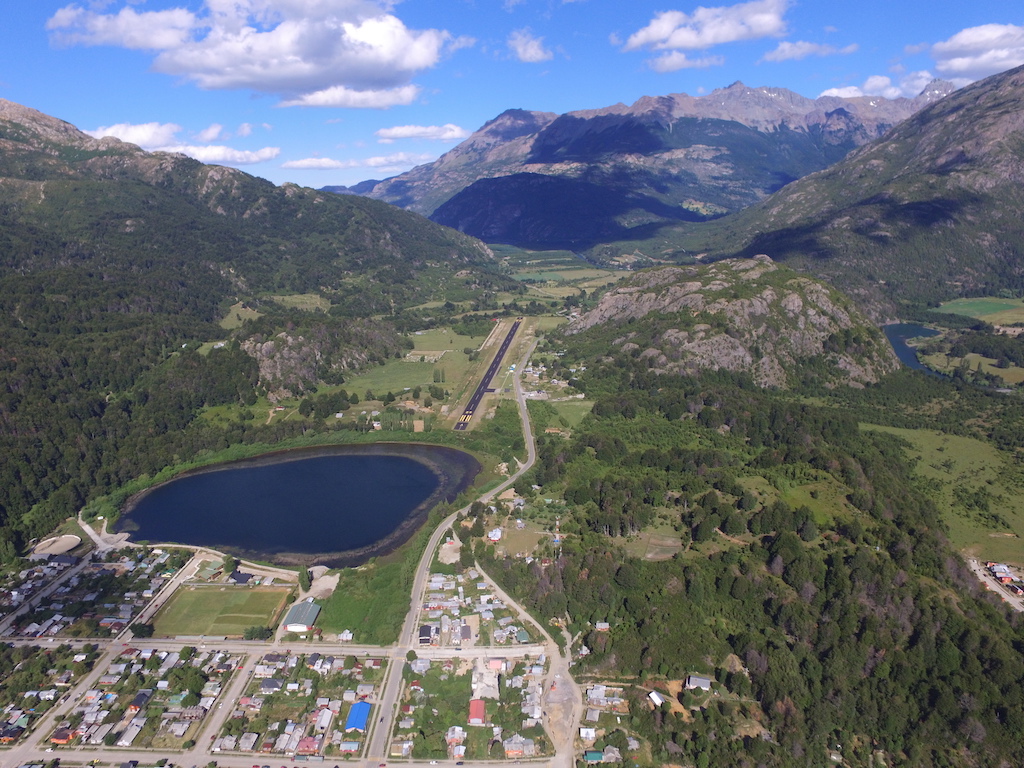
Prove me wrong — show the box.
[283,599,321,632]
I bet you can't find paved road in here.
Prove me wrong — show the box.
[1,335,579,768]
[454,318,521,431]
[365,337,543,766]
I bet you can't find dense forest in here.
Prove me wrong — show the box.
[477,355,1024,767]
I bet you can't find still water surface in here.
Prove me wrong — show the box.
[883,323,941,373]
[117,443,479,566]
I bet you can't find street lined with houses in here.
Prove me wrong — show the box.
[0,333,584,768]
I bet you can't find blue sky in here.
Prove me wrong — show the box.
[1,0,1022,188]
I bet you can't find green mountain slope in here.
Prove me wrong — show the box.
[0,98,500,557]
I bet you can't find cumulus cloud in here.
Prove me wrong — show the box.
[279,84,420,108]
[282,150,434,170]
[196,123,223,142]
[47,1,465,107]
[931,23,1024,79]
[236,122,253,137]
[375,123,469,143]
[819,70,935,99]
[508,28,553,63]
[85,121,183,147]
[83,120,277,164]
[47,4,196,50]
[625,0,789,53]
[760,40,857,62]
[649,52,724,72]
[158,144,281,163]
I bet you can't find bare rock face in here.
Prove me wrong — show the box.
[239,319,406,400]
[569,255,897,388]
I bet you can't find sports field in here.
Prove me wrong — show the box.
[937,297,1024,325]
[153,585,290,637]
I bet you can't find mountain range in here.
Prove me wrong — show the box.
[341,80,953,249]
[669,63,1024,317]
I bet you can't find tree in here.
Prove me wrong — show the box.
[299,568,312,591]
[130,622,155,638]
[244,625,274,640]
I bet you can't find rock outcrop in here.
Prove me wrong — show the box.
[569,255,897,388]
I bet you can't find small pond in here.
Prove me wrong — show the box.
[116,443,480,567]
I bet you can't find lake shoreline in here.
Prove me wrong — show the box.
[117,442,480,568]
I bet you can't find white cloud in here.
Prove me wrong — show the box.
[282,150,434,171]
[196,123,223,142]
[375,123,469,143]
[649,52,724,72]
[236,122,253,137]
[760,40,856,63]
[157,144,281,164]
[47,4,196,50]
[819,70,935,99]
[931,23,1024,79]
[84,121,183,148]
[279,84,420,108]
[47,1,464,107]
[508,28,553,63]
[625,0,789,52]
[281,157,354,170]
[818,86,863,98]
[82,120,277,164]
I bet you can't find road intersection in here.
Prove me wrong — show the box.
[2,333,582,768]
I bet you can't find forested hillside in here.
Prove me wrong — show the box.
[476,349,1024,766]
[0,98,510,558]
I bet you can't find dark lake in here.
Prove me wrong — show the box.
[884,323,941,373]
[116,443,480,567]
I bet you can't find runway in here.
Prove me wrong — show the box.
[454,317,522,431]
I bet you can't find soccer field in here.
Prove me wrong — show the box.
[153,586,291,637]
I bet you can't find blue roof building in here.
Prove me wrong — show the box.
[344,701,371,732]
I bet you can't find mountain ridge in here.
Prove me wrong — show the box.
[664,63,1024,317]
[351,80,954,248]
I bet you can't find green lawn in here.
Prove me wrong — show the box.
[862,424,1024,564]
[153,585,290,637]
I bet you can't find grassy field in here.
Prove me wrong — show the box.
[153,585,291,637]
[219,301,263,330]
[318,560,408,643]
[921,352,1024,384]
[270,293,332,312]
[937,297,1024,324]
[549,399,595,427]
[863,424,1024,564]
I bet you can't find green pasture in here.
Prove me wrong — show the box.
[410,327,492,350]
[863,424,1024,564]
[921,352,1024,385]
[153,585,291,637]
[937,297,1024,324]
[270,293,332,312]
[219,301,262,330]
[549,399,594,427]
